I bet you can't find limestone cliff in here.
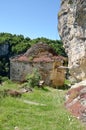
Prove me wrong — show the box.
[58,0,86,81]
[0,43,9,56]
[0,43,10,76]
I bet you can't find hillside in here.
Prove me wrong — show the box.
[0,81,86,130]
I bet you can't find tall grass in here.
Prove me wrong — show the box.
[0,82,86,130]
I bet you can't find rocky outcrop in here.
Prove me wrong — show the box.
[58,0,86,82]
[0,43,10,76]
[0,43,9,56]
[65,85,86,124]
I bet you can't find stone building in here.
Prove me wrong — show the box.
[10,42,66,88]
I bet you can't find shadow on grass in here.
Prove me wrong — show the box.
[57,85,71,90]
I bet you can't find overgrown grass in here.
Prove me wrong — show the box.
[0,81,86,130]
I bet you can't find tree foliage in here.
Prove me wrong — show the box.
[0,33,66,56]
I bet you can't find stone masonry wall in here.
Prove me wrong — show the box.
[10,61,33,81]
[10,60,65,87]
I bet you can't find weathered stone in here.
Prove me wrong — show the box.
[65,85,86,123]
[50,61,65,87]
[0,43,9,56]
[58,0,86,81]
[19,87,33,93]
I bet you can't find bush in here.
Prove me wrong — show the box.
[25,69,41,88]
[0,76,9,83]
[63,79,71,89]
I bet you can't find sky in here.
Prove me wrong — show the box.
[0,0,61,40]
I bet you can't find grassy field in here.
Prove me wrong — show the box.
[0,81,86,130]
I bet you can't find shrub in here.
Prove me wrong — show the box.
[25,68,41,88]
[0,76,9,83]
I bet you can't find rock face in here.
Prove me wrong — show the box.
[58,0,86,82]
[0,43,9,56]
[65,85,86,124]
[0,43,10,76]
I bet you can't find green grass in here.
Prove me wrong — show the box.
[0,81,86,130]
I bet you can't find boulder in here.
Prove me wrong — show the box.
[65,85,86,124]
